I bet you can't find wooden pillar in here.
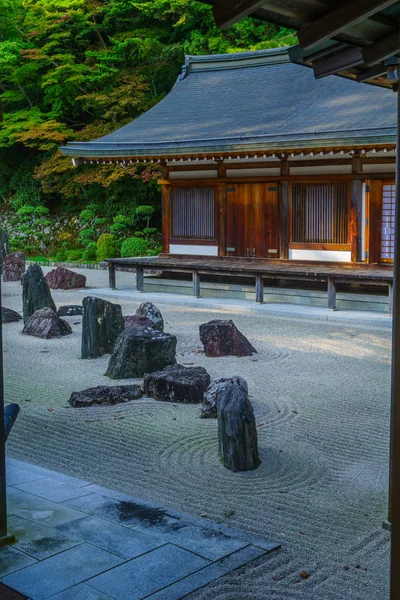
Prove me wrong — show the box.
[108,264,116,289]
[327,277,337,310]
[136,267,144,292]
[192,271,200,297]
[161,182,170,254]
[255,274,264,303]
[368,180,383,264]
[217,160,226,178]
[279,159,289,259]
[218,184,227,257]
[351,154,363,262]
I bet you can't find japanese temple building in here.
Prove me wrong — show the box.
[61,48,397,309]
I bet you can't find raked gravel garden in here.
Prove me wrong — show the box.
[3,266,392,600]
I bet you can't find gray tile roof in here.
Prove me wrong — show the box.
[60,48,397,159]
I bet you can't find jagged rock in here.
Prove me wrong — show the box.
[45,266,86,290]
[199,320,256,357]
[217,379,260,473]
[3,252,25,282]
[69,384,143,408]
[22,307,72,339]
[106,327,176,379]
[124,315,154,329]
[57,305,83,317]
[144,364,210,404]
[2,307,22,324]
[22,264,56,323]
[201,376,248,419]
[136,302,164,332]
[0,228,10,264]
[81,296,124,359]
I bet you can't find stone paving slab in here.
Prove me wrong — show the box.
[88,544,210,600]
[1,459,280,600]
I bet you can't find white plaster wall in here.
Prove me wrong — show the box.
[226,168,280,177]
[169,170,218,179]
[289,249,352,262]
[169,244,218,256]
[290,165,352,175]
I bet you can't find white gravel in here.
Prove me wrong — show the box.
[3,267,391,600]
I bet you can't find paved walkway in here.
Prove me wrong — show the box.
[1,458,279,600]
[86,285,392,327]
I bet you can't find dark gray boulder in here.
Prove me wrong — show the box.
[22,264,56,323]
[124,315,154,329]
[217,378,260,472]
[106,327,177,379]
[136,302,164,332]
[2,307,22,323]
[57,305,83,317]
[3,252,25,282]
[22,307,72,339]
[81,296,124,359]
[45,266,86,290]
[144,364,210,404]
[199,320,256,357]
[201,376,248,419]
[69,384,143,408]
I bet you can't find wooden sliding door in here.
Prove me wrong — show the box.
[226,183,278,258]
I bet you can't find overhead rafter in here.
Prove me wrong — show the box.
[298,0,399,51]
[356,64,388,82]
[212,0,266,29]
[362,30,400,66]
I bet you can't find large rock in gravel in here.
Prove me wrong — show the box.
[106,327,177,379]
[136,302,164,332]
[217,379,260,473]
[81,296,124,359]
[144,364,210,404]
[3,252,25,282]
[57,305,83,317]
[69,384,143,408]
[0,228,10,264]
[201,376,248,419]
[124,315,154,329]
[199,320,256,357]
[2,307,22,323]
[45,266,86,290]
[22,264,56,323]
[22,307,72,339]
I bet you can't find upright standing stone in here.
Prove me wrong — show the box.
[3,252,25,282]
[0,228,10,264]
[217,379,260,472]
[199,320,256,357]
[201,376,248,419]
[106,327,176,379]
[22,264,56,323]
[136,302,164,332]
[81,296,124,359]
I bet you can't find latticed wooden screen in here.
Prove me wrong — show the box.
[381,184,396,261]
[170,187,215,239]
[291,183,350,244]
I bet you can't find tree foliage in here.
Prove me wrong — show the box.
[0,0,295,230]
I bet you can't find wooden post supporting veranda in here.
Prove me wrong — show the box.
[390,86,400,600]
[0,262,8,542]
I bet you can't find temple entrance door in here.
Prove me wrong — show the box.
[225,183,279,258]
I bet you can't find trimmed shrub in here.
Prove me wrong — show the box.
[121,236,150,258]
[66,249,84,262]
[96,233,115,261]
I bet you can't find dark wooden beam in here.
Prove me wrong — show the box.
[362,30,400,67]
[212,0,266,29]
[312,46,364,79]
[356,64,388,82]
[298,0,399,51]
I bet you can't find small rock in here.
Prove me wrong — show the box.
[202,376,248,419]
[45,266,86,290]
[22,264,56,323]
[57,305,83,317]
[2,307,22,323]
[22,307,72,339]
[144,364,210,403]
[3,252,25,282]
[69,384,143,408]
[136,302,164,331]
[106,327,176,379]
[217,378,260,472]
[124,315,154,329]
[199,320,256,357]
